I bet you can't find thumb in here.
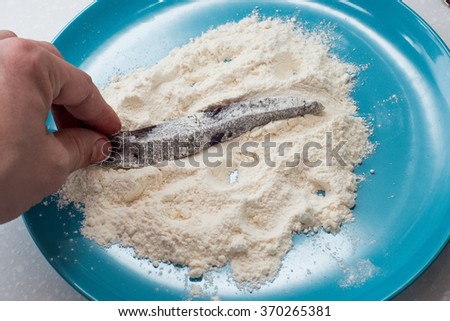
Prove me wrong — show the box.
[52,128,111,173]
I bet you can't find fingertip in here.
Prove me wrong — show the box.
[95,90,122,135]
[93,137,112,164]
[52,128,111,173]
[110,114,122,135]
[94,99,122,136]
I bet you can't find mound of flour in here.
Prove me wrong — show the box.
[59,16,372,288]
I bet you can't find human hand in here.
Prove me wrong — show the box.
[0,31,121,224]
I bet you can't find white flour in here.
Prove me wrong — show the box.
[59,16,372,288]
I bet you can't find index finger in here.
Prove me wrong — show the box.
[49,54,121,135]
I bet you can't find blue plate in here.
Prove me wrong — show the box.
[23,0,450,300]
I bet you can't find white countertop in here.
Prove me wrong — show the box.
[0,0,449,301]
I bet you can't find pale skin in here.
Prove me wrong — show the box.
[0,31,121,224]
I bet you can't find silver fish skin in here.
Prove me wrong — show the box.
[100,96,325,169]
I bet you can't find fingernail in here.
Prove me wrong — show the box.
[92,137,111,163]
